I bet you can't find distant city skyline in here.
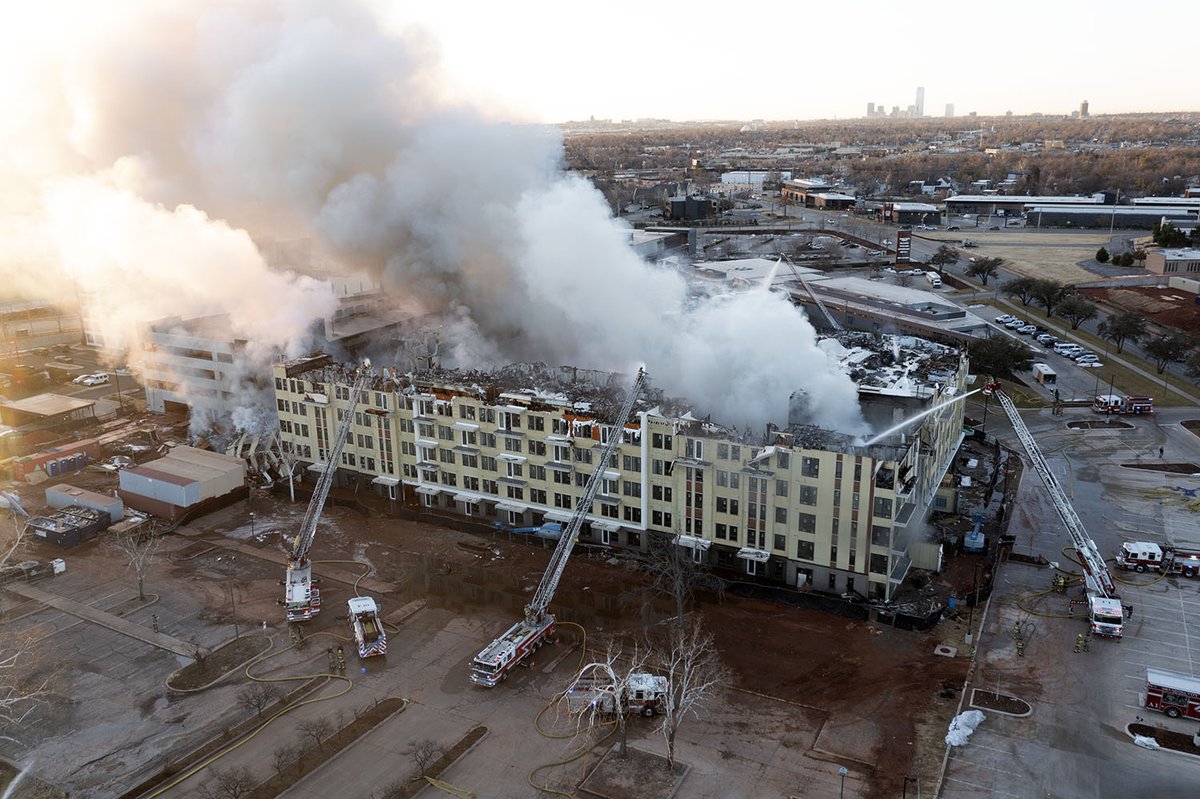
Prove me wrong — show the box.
[380,1,1195,123]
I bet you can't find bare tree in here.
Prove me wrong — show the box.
[637,532,725,628]
[198,767,257,799]
[559,640,653,757]
[236,683,279,717]
[271,742,299,774]
[654,621,730,772]
[1,637,51,745]
[103,522,161,600]
[407,738,444,780]
[297,717,333,751]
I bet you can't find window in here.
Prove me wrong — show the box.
[870,553,889,575]
[459,404,476,420]
[796,540,815,560]
[716,497,727,513]
[481,456,497,472]
[685,438,704,460]
[798,486,818,505]
[528,440,546,456]
[715,523,727,540]
[717,443,729,459]
[873,497,893,519]
[776,451,790,469]
[626,531,641,547]
[623,454,641,472]
[728,525,738,543]
[730,499,739,516]
[461,454,478,469]
[437,424,453,441]
[774,507,788,525]
[797,513,816,534]
[441,472,457,487]
[730,445,741,461]
[482,479,498,494]
[729,472,740,490]
[623,480,642,498]
[775,480,788,497]
[529,464,546,481]
[801,457,820,478]
[716,470,728,487]
[852,492,860,510]
[481,432,496,449]
[528,415,544,431]
[773,534,786,551]
[505,438,522,453]
[835,460,843,479]
[439,449,455,464]
[623,506,641,523]
[506,462,523,479]
[554,492,571,509]
[553,470,571,485]
[872,525,890,546]
[506,485,523,500]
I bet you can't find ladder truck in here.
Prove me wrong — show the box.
[283,361,376,624]
[984,381,1125,637]
[470,368,647,687]
[780,256,842,332]
[348,595,387,658]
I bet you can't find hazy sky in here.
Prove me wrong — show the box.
[382,0,1194,122]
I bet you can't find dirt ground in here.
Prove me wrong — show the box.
[1080,285,1200,333]
[925,230,1117,283]
[3,465,970,797]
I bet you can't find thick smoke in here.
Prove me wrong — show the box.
[0,1,866,434]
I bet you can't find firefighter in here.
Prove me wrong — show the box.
[1074,633,1084,653]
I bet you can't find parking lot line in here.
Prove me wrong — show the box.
[945,774,1024,798]
[1119,648,1197,665]
[1178,588,1196,673]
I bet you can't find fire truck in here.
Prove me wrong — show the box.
[1116,541,1200,577]
[1144,668,1200,719]
[470,369,646,687]
[984,381,1125,637]
[566,672,668,717]
[348,596,387,658]
[283,361,377,623]
[1091,395,1154,415]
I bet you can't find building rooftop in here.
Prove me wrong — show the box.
[947,194,1101,204]
[146,314,235,340]
[0,394,95,418]
[1027,205,1197,216]
[1160,248,1200,259]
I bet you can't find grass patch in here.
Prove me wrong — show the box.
[579,746,686,799]
[1184,420,1200,438]
[391,725,488,799]
[167,635,270,691]
[986,300,1200,407]
[1129,723,1200,756]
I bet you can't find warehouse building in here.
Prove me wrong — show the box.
[119,445,246,519]
[944,194,1102,216]
[889,202,942,225]
[273,337,968,601]
[1026,205,1197,230]
[781,178,838,207]
[0,394,96,432]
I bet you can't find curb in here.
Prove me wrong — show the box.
[1124,723,1200,763]
[166,635,273,693]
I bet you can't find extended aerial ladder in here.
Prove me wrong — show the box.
[283,360,372,623]
[470,368,647,686]
[984,381,1124,636]
[780,256,842,331]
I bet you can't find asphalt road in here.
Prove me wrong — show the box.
[940,402,1200,799]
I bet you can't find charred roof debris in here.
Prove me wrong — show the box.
[280,329,966,455]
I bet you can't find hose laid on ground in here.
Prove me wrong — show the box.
[143,630,355,797]
[527,621,621,797]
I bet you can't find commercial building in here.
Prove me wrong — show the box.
[45,483,124,522]
[889,202,942,225]
[781,178,838,207]
[273,337,969,601]
[1145,249,1200,275]
[118,445,246,519]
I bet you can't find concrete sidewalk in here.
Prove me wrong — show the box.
[5,581,202,658]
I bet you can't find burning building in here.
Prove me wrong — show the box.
[272,333,968,601]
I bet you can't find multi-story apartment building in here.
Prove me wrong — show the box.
[273,334,968,601]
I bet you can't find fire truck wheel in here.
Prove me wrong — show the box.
[1135,565,1146,573]
[642,706,655,718]
[1166,706,1181,718]
[500,672,507,682]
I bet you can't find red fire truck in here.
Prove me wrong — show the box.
[1116,541,1200,577]
[1145,668,1200,719]
[1091,395,1154,415]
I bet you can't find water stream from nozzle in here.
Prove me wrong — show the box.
[856,388,981,448]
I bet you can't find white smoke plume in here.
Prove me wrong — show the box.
[0,1,866,434]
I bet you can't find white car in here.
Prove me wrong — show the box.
[1077,361,1103,368]
[1055,346,1082,356]
[1074,353,1099,363]
[905,268,925,276]
[996,314,1016,324]
[79,374,110,386]
[883,267,897,273]
[1017,325,1038,335]
[1006,318,1026,329]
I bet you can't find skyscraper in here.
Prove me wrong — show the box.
[915,86,925,117]
[1080,100,1089,118]
[867,102,876,118]
[945,103,954,118]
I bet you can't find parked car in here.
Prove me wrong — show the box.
[1055,345,1082,356]
[1041,337,1060,347]
[78,373,109,386]
[1035,333,1054,343]
[53,354,73,363]
[883,267,897,273]
[868,250,884,256]
[1018,325,1038,335]
[988,225,1000,230]
[947,225,961,231]
[1006,318,1027,329]
[996,314,1016,324]
[1075,353,1099,363]
[905,268,925,276]
[1078,361,1103,368]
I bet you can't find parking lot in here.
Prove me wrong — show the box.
[940,401,1200,798]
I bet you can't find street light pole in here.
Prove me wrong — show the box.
[839,766,848,799]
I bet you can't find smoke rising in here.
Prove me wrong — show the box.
[0,1,866,435]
